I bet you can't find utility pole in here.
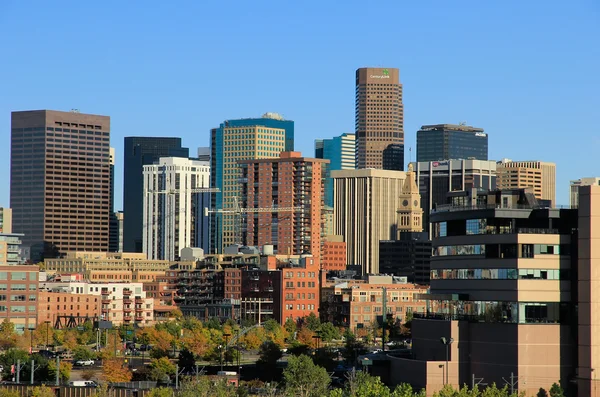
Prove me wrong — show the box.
[16,360,20,384]
[502,372,519,394]
[175,365,185,389]
[472,374,486,390]
[30,360,39,385]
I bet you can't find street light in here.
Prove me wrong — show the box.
[218,344,223,372]
[440,337,454,385]
[223,333,231,367]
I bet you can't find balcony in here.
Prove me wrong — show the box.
[123,307,132,313]
[135,297,143,303]
[135,306,143,312]
[135,316,144,322]
[123,289,132,296]
[123,297,132,305]
[102,297,111,304]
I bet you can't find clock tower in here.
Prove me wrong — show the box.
[397,165,423,237]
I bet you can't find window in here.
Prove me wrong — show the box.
[11,272,26,281]
[11,284,26,291]
[10,306,25,313]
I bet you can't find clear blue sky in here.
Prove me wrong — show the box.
[1,0,598,209]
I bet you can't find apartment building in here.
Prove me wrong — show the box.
[496,159,556,206]
[0,233,25,266]
[320,275,427,331]
[322,236,347,272]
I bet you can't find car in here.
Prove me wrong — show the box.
[69,381,97,387]
[75,359,94,366]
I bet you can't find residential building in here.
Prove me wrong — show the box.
[569,177,600,208]
[379,233,431,284]
[37,289,101,326]
[239,152,327,259]
[355,67,403,170]
[332,169,408,274]
[388,188,578,396]
[123,137,189,253]
[10,110,111,261]
[242,255,320,324]
[109,211,124,252]
[322,235,347,272]
[416,124,488,162]
[39,280,154,326]
[210,113,294,253]
[142,157,211,260]
[0,233,25,266]
[320,275,427,331]
[410,159,498,234]
[496,159,556,206]
[0,265,39,332]
[0,208,12,233]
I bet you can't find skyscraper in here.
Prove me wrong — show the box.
[108,147,120,252]
[239,152,327,259]
[355,67,403,170]
[570,177,600,208]
[416,124,488,162]
[332,169,409,274]
[210,113,294,253]
[143,157,210,260]
[314,133,356,208]
[10,110,111,261]
[496,159,556,206]
[123,137,189,253]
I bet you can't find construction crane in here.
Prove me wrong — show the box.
[204,196,302,246]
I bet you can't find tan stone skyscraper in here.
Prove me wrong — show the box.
[496,159,556,206]
[355,67,404,170]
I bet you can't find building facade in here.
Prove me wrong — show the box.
[315,133,356,208]
[142,157,211,260]
[0,233,25,266]
[322,235,347,272]
[416,124,488,162]
[355,67,403,170]
[332,169,408,274]
[11,110,111,261]
[210,114,294,253]
[239,152,327,259]
[496,159,556,206]
[123,137,189,253]
[411,159,498,234]
[0,265,39,332]
[320,275,427,331]
[109,211,124,252]
[569,177,600,209]
[389,188,578,395]
[0,208,12,234]
[37,290,101,326]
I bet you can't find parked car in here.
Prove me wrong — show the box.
[69,381,97,387]
[75,359,94,366]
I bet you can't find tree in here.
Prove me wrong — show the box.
[149,357,176,383]
[0,390,19,397]
[181,327,211,358]
[33,323,54,349]
[0,319,18,350]
[178,348,196,374]
[102,358,133,382]
[297,327,315,347]
[178,377,237,397]
[284,318,297,338]
[256,341,282,381]
[73,346,97,361]
[49,359,72,384]
[81,369,98,381]
[303,313,321,332]
[549,383,565,397]
[148,388,174,397]
[283,355,330,397]
[319,322,341,343]
[62,330,78,351]
[28,386,55,397]
[312,347,337,372]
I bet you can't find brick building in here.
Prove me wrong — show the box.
[37,290,100,326]
[0,265,39,332]
[322,236,347,272]
[320,275,427,331]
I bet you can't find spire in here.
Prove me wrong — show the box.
[402,170,418,194]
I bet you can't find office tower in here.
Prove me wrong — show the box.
[108,147,119,252]
[411,159,498,233]
[379,233,431,284]
[210,113,294,253]
[109,211,124,252]
[196,147,210,162]
[355,67,403,170]
[390,188,579,395]
[315,133,355,207]
[10,110,110,261]
[143,157,210,260]
[123,137,189,253]
[496,159,556,206]
[569,177,600,208]
[332,169,408,274]
[239,152,327,259]
[416,124,488,162]
[0,208,12,233]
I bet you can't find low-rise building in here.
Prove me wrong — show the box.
[37,290,100,326]
[322,236,347,272]
[320,275,427,331]
[0,265,39,332]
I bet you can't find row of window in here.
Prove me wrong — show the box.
[0,305,36,313]
[434,244,562,257]
[431,268,567,280]
[0,272,36,281]
[0,284,36,291]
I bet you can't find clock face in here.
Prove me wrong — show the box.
[414,200,419,207]
[402,200,409,207]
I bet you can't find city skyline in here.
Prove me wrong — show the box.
[1,1,598,209]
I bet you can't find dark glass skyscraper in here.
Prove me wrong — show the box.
[416,124,488,162]
[123,137,189,252]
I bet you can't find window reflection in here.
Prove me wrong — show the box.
[430,268,567,280]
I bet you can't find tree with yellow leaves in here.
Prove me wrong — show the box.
[102,359,133,383]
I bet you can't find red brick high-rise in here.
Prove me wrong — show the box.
[239,152,328,260]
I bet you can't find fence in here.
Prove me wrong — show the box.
[0,384,154,397]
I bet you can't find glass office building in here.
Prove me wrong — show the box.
[416,124,488,162]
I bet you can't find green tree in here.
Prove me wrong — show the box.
[28,386,55,397]
[319,322,341,343]
[549,383,564,397]
[49,359,72,384]
[256,341,282,381]
[148,387,174,397]
[284,318,297,338]
[73,345,97,361]
[344,369,392,397]
[149,357,176,383]
[0,390,20,397]
[178,377,237,397]
[304,313,321,332]
[0,319,18,350]
[283,354,330,397]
